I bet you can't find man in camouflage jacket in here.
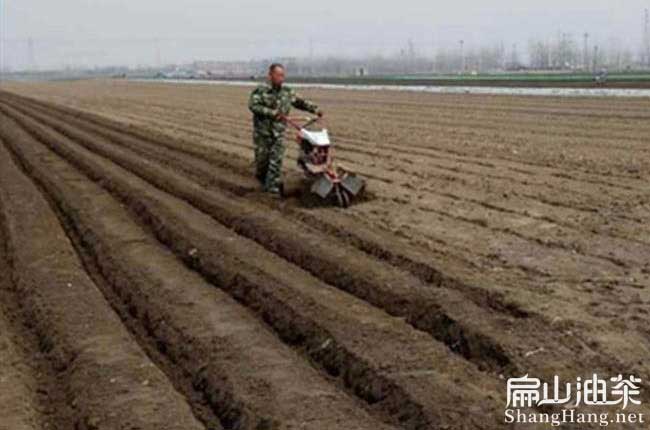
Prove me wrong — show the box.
[248,63,322,195]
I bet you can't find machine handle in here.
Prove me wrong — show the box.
[281,115,321,130]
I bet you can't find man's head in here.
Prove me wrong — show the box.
[268,63,286,88]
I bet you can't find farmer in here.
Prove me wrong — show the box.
[248,63,323,196]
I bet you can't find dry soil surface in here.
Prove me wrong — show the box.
[0,80,648,429]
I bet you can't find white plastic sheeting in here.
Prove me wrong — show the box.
[138,79,650,98]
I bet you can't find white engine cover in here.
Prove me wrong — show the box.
[300,129,331,147]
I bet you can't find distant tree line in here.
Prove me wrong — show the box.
[276,32,649,76]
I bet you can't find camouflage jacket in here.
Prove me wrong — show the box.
[248,83,319,138]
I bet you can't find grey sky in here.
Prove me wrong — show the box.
[2,0,650,69]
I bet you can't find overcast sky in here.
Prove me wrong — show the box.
[2,0,650,69]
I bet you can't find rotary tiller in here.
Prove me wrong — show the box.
[283,115,365,208]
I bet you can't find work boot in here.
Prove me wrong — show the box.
[267,188,282,200]
[264,180,284,198]
[255,172,266,186]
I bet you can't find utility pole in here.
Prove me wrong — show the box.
[459,39,464,73]
[559,32,567,68]
[583,33,589,70]
[407,39,415,59]
[499,40,505,70]
[643,9,650,67]
[511,43,519,69]
[155,38,162,69]
[592,44,599,73]
[407,38,416,73]
[309,37,314,76]
[28,37,36,71]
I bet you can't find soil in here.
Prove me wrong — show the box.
[0,79,648,429]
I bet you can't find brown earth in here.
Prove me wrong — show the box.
[0,79,648,429]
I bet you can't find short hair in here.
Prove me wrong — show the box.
[269,63,285,73]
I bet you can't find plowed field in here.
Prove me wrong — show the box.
[0,80,648,429]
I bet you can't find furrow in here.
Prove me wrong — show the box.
[0,294,43,430]
[0,91,518,430]
[0,107,398,430]
[13,96,646,311]
[10,93,533,319]
[0,98,517,374]
[1,95,627,389]
[0,125,207,430]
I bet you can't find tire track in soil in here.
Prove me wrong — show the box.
[0,136,207,430]
[0,109,405,430]
[0,92,524,430]
[1,95,636,402]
